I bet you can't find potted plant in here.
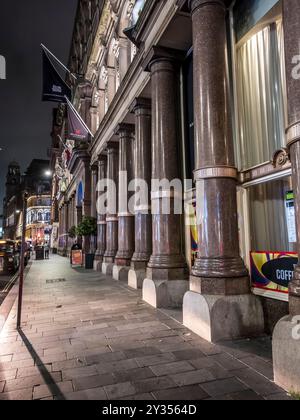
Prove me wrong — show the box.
[68,226,77,239]
[76,216,97,269]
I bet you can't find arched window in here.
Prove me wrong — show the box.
[37,211,43,222]
[77,181,84,207]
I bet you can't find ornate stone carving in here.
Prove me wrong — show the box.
[100,65,108,84]
[56,104,65,126]
[112,37,120,59]
[127,0,136,20]
[272,148,290,168]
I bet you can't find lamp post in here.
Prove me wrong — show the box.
[17,191,28,329]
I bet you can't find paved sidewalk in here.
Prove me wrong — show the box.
[0,255,292,400]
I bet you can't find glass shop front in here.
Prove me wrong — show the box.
[234,0,296,306]
[181,0,295,323]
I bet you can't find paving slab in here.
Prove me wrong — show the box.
[0,255,292,400]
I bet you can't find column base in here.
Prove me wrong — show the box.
[94,258,103,271]
[112,265,130,282]
[273,315,300,394]
[94,253,104,261]
[103,256,115,263]
[183,291,264,343]
[289,295,300,316]
[143,279,189,309]
[128,269,146,290]
[114,258,131,267]
[102,262,114,276]
[147,266,188,281]
[190,275,250,295]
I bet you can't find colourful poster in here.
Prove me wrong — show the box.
[71,250,83,267]
[187,201,198,266]
[250,251,298,301]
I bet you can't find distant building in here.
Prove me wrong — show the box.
[2,161,22,240]
[2,159,52,245]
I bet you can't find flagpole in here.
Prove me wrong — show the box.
[41,43,77,81]
[65,96,94,138]
[58,135,68,150]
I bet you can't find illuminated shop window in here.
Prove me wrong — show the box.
[236,21,287,169]
[249,177,295,253]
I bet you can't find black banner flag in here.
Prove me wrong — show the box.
[42,50,71,103]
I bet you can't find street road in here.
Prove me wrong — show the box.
[0,272,18,305]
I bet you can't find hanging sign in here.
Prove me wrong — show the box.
[250,251,298,301]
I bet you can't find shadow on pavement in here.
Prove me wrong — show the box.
[17,328,66,400]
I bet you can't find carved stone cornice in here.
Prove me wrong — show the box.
[272,148,290,168]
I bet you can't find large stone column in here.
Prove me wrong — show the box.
[102,143,119,276]
[94,155,107,270]
[128,98,152,289]
[76,205,83,247]
[63,200,69,257]
[68,196,74,252]
[142,47,189,308]
[82,159,92,256]
[58,205,64,255]
[90,164,98,254]
[90,164,98,219]
[183,0,264,342]
[113,123,135,282]
[273,0,300,393]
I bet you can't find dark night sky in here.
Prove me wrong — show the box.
[0,0,78,213]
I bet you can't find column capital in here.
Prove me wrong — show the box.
[106,141,119,154]
[114,123,135,138]
[89,106,99,116]
[142,46,185,73]
[189,0,225,13]
[130,97,151,114]
[90,162,98,172]
[286,121,300,148]
[97,153,107,164]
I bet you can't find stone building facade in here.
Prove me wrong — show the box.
[50,0,300,393]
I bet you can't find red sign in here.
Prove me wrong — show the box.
[71,250,83,266]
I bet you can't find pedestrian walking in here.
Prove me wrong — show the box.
[44,242,50,259]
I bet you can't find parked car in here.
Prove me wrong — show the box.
[0,240,20,274]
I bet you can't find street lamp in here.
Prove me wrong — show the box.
[44,170,52,177]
